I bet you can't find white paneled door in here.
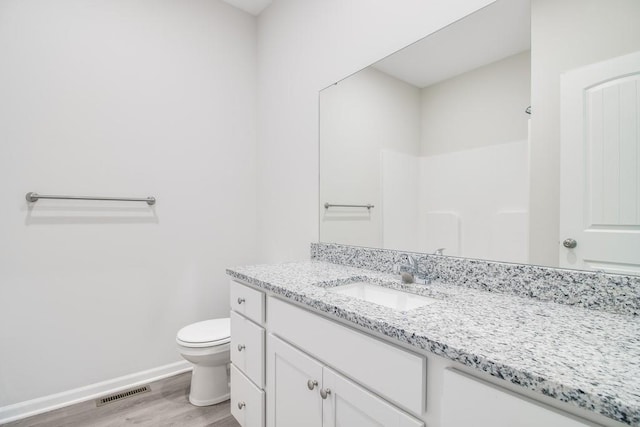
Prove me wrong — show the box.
[560,50,640,274]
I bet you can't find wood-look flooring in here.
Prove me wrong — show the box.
[4,372,240,427]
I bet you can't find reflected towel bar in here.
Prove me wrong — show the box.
[25,192,156,205]
[324,202,374,210]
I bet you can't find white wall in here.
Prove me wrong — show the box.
[256,0,496,262]
[529,0,640,266]
[421,51,530,155]
[0,0,257,411]
[319,67,421,248]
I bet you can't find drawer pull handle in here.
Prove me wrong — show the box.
[237,344,246,352]
[307,379,318,390]
[237,297,246,304]
[320,388,331,399]
[238,401,246,410]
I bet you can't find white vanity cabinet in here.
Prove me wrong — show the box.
[267,334,423,427]
[229,281,266,427]
[229,279,608,427]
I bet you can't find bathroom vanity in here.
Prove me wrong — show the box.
[226,244,640,427]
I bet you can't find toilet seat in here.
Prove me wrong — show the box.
[177,318,230,348]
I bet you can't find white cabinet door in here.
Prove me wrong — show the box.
[267,334,323,427]
[322,367,424,427]
[442,369,595,427]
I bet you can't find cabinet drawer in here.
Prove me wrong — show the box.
[230,280,265,324]
[268,297,426,416]
[442,369,594,427]
[231,311,265,388]
[231,364,265,427]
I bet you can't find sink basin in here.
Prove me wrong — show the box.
[327,281,436,311]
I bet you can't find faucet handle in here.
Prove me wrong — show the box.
[406,254,417,269]
[412,255,434,285]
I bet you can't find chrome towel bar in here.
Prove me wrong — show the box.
[324,202,374,210]
[25,192,156,205]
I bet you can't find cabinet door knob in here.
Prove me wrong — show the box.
[237,297,246,304]
[237,344,245,352]
[563,238,577,249]
[307,379,318,390]
[320,388,331,399]
[238,401,246,410]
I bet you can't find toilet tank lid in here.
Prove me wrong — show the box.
[177,318,230,344]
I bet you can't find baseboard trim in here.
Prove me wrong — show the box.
[0,360,192,424]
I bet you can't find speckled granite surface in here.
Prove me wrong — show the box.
[311,243,640,316]
[227,260,640,426]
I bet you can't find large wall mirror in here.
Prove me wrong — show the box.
[319,0,640,275]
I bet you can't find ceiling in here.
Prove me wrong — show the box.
[372,0,530,88]
[222,0,272,16]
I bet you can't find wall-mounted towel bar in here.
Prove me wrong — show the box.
[324,202,374,210]
[25,192,156,205]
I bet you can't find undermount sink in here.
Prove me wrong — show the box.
[327,281,436,311]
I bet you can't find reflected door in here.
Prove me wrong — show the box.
[560,50,640,274]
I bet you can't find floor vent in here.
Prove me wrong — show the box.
[96,385,151,407]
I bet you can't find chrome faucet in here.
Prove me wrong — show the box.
[395,254,431,285]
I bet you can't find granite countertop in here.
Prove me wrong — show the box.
[227,261,640,426]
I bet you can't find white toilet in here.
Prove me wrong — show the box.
[176,318,231,406]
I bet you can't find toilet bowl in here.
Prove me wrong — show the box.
[176,318,231,406]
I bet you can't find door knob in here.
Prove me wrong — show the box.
[238,401,246,410]
[237,297,245,304]
[237,344,245,352]
[307,379,318,390]
[563,238,577,249]
[320,388,331,399]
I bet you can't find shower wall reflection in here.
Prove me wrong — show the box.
[320,47,530,262]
